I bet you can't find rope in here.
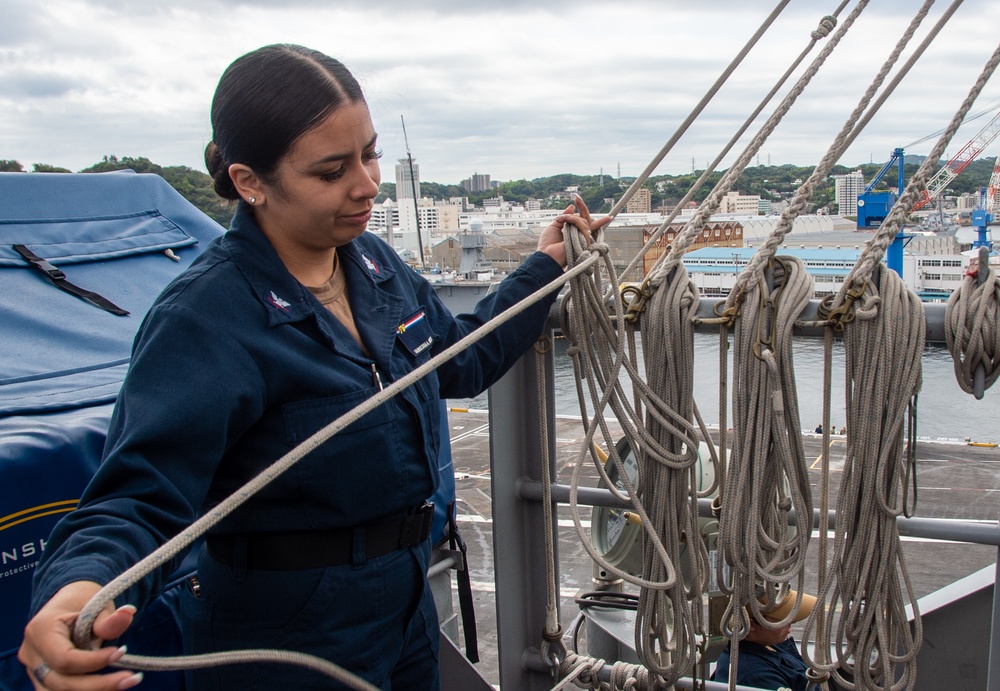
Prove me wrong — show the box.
[608,1,843,283]
[560,221,716,687]
[560,238,682,595]
[835,41,1000,300]
[730,0,941,300]
[945,248,1000,397]
[718,257,814,634]
[606,0,795,222]
[811,328,835,683]
[632,259,707,683]
[71,247,605,684]
[644,0,871,289]
[801,265,925,691]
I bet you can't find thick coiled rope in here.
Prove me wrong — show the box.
[800,40,1000,691]
[633,260,708,684]
[560,220,724,686]
[945,247,1000,397]
[716,256,814,691]
[802,265,925,691]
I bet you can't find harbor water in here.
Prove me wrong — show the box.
[451,333,1000,444]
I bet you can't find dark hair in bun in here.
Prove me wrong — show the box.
[204,44,365,200]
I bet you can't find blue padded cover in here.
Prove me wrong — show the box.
[0,171,225,691]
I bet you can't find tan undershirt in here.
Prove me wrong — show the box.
[306,252,369,355]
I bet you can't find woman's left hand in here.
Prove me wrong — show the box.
[537,194,612,268]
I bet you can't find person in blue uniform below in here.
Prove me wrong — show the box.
[18,44,610,691]
[712,590,817,691]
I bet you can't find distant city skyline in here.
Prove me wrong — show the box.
[3,1,1000,184]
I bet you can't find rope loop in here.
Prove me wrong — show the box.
[811,15,837,40]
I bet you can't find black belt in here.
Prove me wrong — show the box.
[206,503,434,571]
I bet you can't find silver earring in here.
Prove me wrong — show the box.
[248,196,256,204]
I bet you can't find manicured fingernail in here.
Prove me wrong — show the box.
[110,645,127,663]
[118,604,138,615]
[118,671,143,689]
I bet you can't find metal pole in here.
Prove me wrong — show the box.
[489,337,559,690]
[519,481,1000,546]
[989,533,1000,691]
[400,115,426,270]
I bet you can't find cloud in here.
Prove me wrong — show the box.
[1,1,999,183]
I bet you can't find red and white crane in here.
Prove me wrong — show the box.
[912,109,1000,211]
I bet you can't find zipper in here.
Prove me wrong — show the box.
[371,363,384,391]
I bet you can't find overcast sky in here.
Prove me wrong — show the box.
[2,0,1000,185]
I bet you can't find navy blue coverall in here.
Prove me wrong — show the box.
[30,203,564,689]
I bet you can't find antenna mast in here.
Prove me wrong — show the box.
[400,115,426,270]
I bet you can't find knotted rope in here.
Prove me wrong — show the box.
[713,256,814,691]
[561,181,751,687]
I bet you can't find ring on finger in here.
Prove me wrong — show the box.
[33,661,52,684]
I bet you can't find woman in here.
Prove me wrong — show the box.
[19,44,608,691]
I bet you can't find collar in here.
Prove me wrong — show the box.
[222,203,395,328]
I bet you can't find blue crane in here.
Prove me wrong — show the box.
[857,147,909,275]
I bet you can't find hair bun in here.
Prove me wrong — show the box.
[205,141,238,200]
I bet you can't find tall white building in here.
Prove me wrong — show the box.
[395,158,420,200]
[833,170,865,216]
[719,191,762,215]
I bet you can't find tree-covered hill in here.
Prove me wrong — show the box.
[3,154,997,222]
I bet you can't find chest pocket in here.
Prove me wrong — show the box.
[282,386,394,445]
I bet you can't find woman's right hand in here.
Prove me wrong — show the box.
[18,581,143,690]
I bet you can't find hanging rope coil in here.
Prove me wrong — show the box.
[718,256,814,625]
[945,252,1000,397]
[632,261,709,683]
[802,265,925,691]
[560,214,724,686]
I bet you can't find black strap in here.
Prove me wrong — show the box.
[13,244,129,316]
[448,502,479,663]
[206,503,434,571]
